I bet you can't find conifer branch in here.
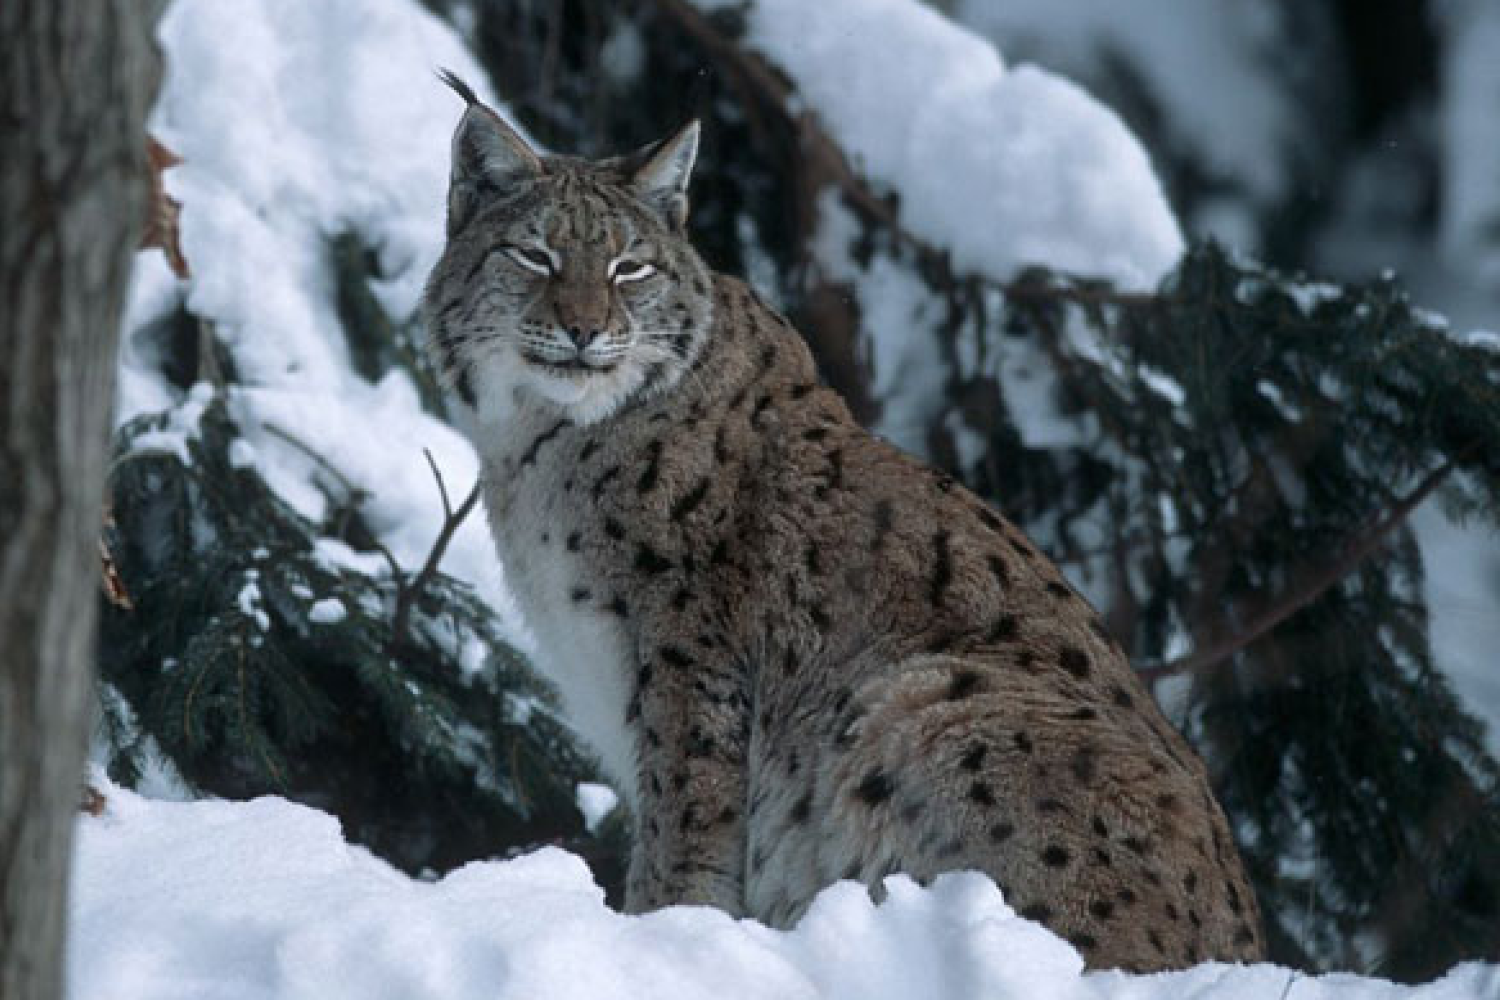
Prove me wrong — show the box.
[1138,457,1459,682]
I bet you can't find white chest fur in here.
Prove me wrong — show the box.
[465,380,641,807]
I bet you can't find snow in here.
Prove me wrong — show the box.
[954,0,1313,251]
[307,598,348,625]
[699,0,1184,291]
[1412,501,1500,761]
[68,780,1498,1000]
[574,782,620,833]
[1437,0,1500,290]
[119,0,523,636]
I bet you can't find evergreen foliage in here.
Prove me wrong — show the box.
[953,247,1500,977]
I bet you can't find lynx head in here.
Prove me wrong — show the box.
[421,72,714,427]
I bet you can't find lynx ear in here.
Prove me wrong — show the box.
[628,120,700,230]
[438,69,542,235]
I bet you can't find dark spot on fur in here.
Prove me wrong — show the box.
[1148,930,1167,954]
[1045,580,1072,600]
[1234,924,1256,946]
[1041,846,1070,868]
[1090,848,1112,867]
[947,670,982,700]
[1123,836,1148,855]
[816,449,844,499]
[604,517,626,540]
[607,596,629,618]
[1156,793,1181,812]
[635,544,672,574]
[975,505,1004,533]
[1117,887,1138,905]
[593,465,621,498]
[802,427,829,442]
[1184,871,1199,894]
[804,541,823,577]
[1069,707,1098,721]
[1164,902,1180,922]
[1110,685,1134,709]
[1059,645,1090,679]
[969,781,996,806]
[987,613,1019,642]
[1037,797,1067,814]
[750,394,774,427]
[1070,747,1097,783]
[855,771,895,806]
[1227,884,1244,915]
[1020,903,1052,923]
[671,478,711,521]
[566,531,581,551]
[1069,933,1098,952]
[660,646,693,668]
[579,439,601,462]
[713,425,730,464]
[570,587,591,602]
[1014,732,1034,754]
[872,499,895,549]
[960,745,987,771]
[455,367,476,406]
[928,529,953,606]
[791,792,812,823]
[989,821,1015,843]
[1092,816,1109,837]
[636,440,663,493]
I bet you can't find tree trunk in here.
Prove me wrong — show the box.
[0,2,159,997]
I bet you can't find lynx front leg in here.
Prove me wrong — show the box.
[623,663,750,916]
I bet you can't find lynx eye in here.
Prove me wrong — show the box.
[503,244,555,276]
[608,256,656,285]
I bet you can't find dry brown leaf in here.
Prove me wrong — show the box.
[141,135,189,278]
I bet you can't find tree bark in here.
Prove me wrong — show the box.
[0,3,159,997]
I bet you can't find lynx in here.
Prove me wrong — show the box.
[421,73,1264,972]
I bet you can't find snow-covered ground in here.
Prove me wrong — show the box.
[68,779,1498,1000]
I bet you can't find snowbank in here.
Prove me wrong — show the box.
[68,782,1496,1000]
[695,0,1184,290]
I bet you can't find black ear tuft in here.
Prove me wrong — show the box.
[439,71,543,236]
[436,67,480,107]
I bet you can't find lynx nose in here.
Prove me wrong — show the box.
[565,325,601,351]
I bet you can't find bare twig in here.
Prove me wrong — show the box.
[1137,459,1458,681]
[424,447,453,520]
[389,457,483,652]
